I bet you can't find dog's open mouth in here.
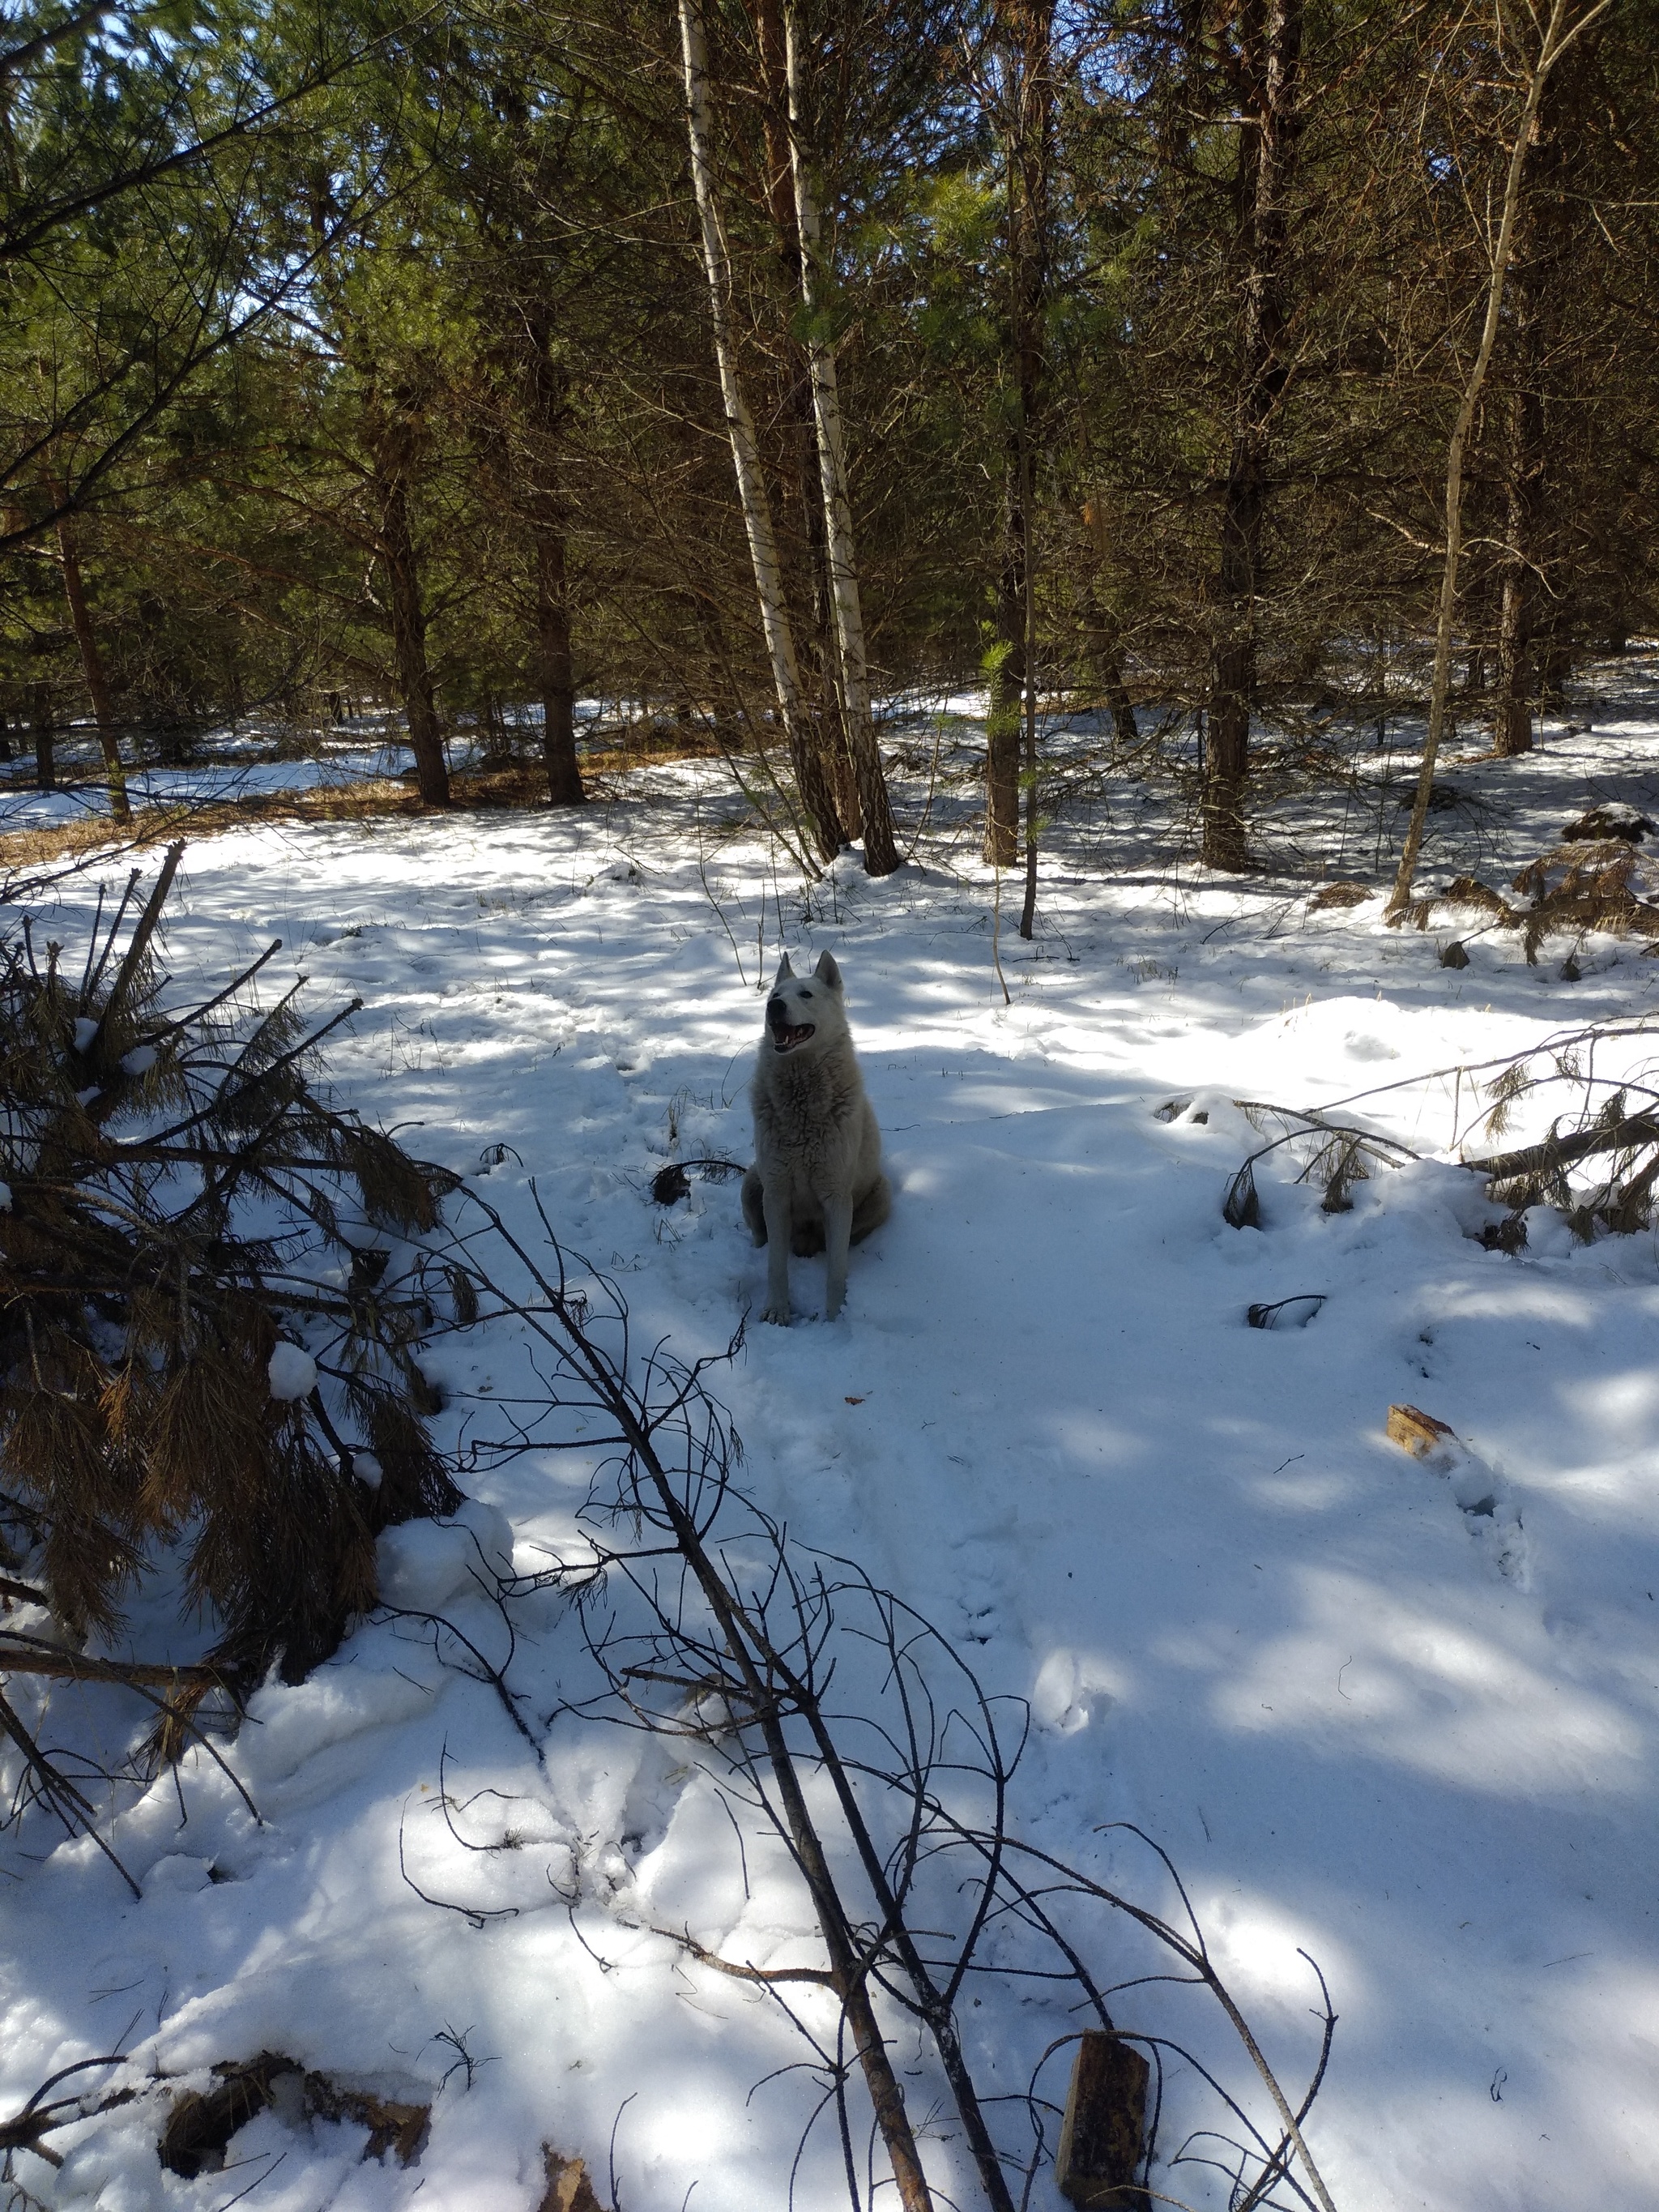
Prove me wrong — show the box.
[771,1023,815,1053]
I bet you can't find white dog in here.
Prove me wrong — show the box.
[741,951,889,1323]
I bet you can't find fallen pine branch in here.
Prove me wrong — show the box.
[0,1638,228,1693]
[1464,1108,1659,1189]
[1222,1104,1419,1228]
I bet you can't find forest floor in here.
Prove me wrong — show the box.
[6,658,1659,2212]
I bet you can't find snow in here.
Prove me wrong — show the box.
[375,1501,516,1612]
[8,661,1659,2210]
[267,1341,318,1402]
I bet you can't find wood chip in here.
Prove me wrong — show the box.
[539,2147,603,2212]
[1387,1404,1456,1458]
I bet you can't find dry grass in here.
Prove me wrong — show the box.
[1308,880,1374,911]
[0,779,414,875]
[0,731,728,875]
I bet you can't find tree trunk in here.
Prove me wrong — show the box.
[1538,632,1574,706]
[535,519,583,805]
[53,507,130,822]
[1088,613,1138,748]
[515,332,586,809]
[757,0,852,841]
[677,0,842,866]
[1201,0,1304,873]
[31,681,53,792]
[1081,498,1137,747]
[1014,0,1056,933]
[783,5,900,877]
[375,466,450,806]
[1495,418,1537,760]
[984,518,1024,867]
[1495,337,1544,756]
[308,198,448,810]
[371,426,455,809]
[1494,29,1589,760]
[984,0,1055,878]
[1388,0,1608,919]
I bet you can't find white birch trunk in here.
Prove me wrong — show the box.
[676,0,840,862]
[783,4,898,876]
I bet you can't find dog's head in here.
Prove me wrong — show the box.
[764,951,847,1059]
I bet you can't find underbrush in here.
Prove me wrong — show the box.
[0,843,465,1882]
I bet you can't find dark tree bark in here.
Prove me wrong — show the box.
[377,476,450,806]
[365,397,450,808]
[1201,0,1304,871]
[534,514,583,806]
[52,504,129,821]
[1495,376,1544,756]
[1495,36,1592,757]
[1088,615,1138,748]
[984,506,1024,869]
[31,682,53,791]
[518,328,586,808]
[305,184,447,808]
[986,0,1056,874]
[1081,497,1137,748]
[1538,631,1574,706]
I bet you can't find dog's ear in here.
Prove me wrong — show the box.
[814,950,843,990]
[773,953,795,984]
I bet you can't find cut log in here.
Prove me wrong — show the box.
[1055,2031,1149,2209]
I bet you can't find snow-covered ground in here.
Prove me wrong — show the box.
[8,661,1659,2212]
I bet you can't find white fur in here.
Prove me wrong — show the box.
[742,951,890,1323]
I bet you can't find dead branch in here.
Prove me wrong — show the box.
[0,2056,133,2173]
[428,1194,1343,2212]
[0,1640,228,1693]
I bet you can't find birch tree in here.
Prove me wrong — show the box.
[783,2,899,876]
[676,0,842,865]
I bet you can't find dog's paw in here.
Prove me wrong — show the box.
[761,1301,791,1326]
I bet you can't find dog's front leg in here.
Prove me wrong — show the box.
[821,1194,853,1320]
[761,1181,793,1323]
